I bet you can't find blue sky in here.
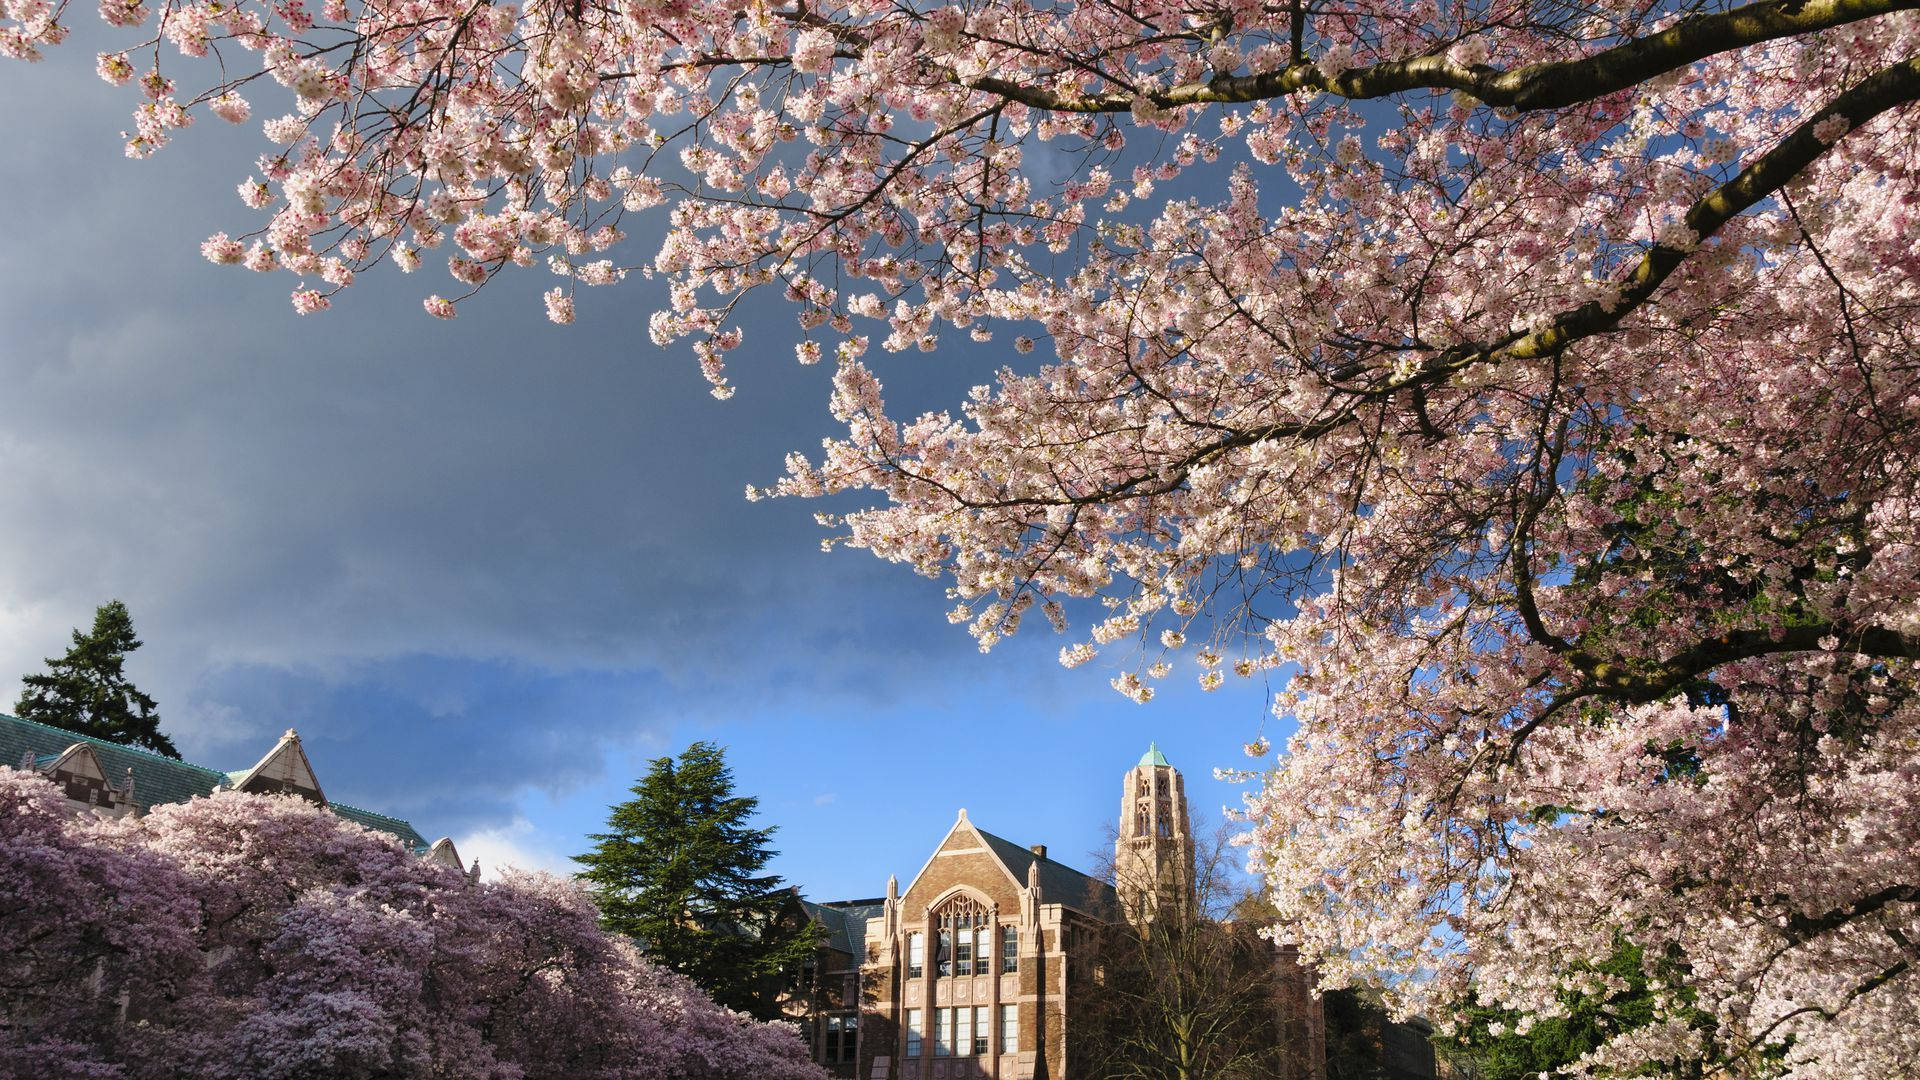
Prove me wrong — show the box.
[0,44,1290,903]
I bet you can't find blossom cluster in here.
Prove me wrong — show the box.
[0,770,824,1080]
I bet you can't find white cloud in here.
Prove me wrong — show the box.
[456,817,580,882]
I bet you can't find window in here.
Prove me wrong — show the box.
[905,1009,923,1058]
[972,1006,990,1055]
[1000,925,1018,973]
[931,893,990,979]
[826,1015,858,1064]
[956,1007,973,1058]
[999,1004,1018,1052]
[934,1007,955,1057]
[907,932,924,979]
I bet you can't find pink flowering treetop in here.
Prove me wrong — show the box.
[5,0,1920,1071]
[0,769,825,1080]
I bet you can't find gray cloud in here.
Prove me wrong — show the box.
[0,47,1088,834]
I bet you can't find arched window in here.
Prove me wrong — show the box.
[932,893,991,977]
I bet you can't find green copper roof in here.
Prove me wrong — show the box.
[1139,742,1171,767]
[0,712,228,809]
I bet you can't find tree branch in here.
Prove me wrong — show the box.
[966,0,1920,114]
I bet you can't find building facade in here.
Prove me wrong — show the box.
[0,711,467,872]
[786,745,1394,1080]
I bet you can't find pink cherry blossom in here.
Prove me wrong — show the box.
[0,769,823,1080]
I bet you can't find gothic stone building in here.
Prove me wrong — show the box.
[786,745,1386,1080]
[0,711,467,872]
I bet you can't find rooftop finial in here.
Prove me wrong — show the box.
[283,728,300,741]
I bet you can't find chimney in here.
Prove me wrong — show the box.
[1029,844,1047,860]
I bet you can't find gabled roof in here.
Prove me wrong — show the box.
[898,810,1026,902]
[0,713,432,851]
[230,729,327,803]
[427,836,465,869]
[800,898,886,958]
[975,828,1117,918]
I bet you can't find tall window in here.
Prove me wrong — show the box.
[907,932,924,979]
[905,1009,923,1058]
[826,1015,857,1064]
[972,1006,990,1055]
[932,893,990,978]
[956,1007,973,1058]
[999,1004,1018,1052]
[934,1007,955,1057]
[1000,925,1019,973]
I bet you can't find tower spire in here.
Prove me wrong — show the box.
[1114,743,1194,926]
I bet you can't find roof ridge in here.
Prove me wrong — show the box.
[976,826,1085,872]
[328,800,416,827]
[0,712,228,777]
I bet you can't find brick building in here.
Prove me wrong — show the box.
[785,746,1398,1080]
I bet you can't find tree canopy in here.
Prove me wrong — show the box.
[6,0,1920,1071]
[575,741,819,1018]
[16,600,179,758]
[0,766,823,1080]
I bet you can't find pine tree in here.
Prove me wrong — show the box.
[575,741,820,1018]
[15,600,179,759]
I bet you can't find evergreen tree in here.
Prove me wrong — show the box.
[1435,943,1735,1080]
[576,741,820,1018]
[16,600,178,759]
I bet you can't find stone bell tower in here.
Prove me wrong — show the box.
[1114,743,1195,926]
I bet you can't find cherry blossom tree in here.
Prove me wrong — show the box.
[4,0,1919,1071]
[0,769,825,1080]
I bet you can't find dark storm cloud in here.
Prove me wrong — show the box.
[0,47,1078,831]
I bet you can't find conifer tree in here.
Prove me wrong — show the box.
[16,600,179,759]
[576,741,819,1018]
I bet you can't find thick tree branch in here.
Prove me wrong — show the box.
[966,0,1920,114]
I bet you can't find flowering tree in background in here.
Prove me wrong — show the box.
[0,769,824,1080]
[4,0,1920,1072]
